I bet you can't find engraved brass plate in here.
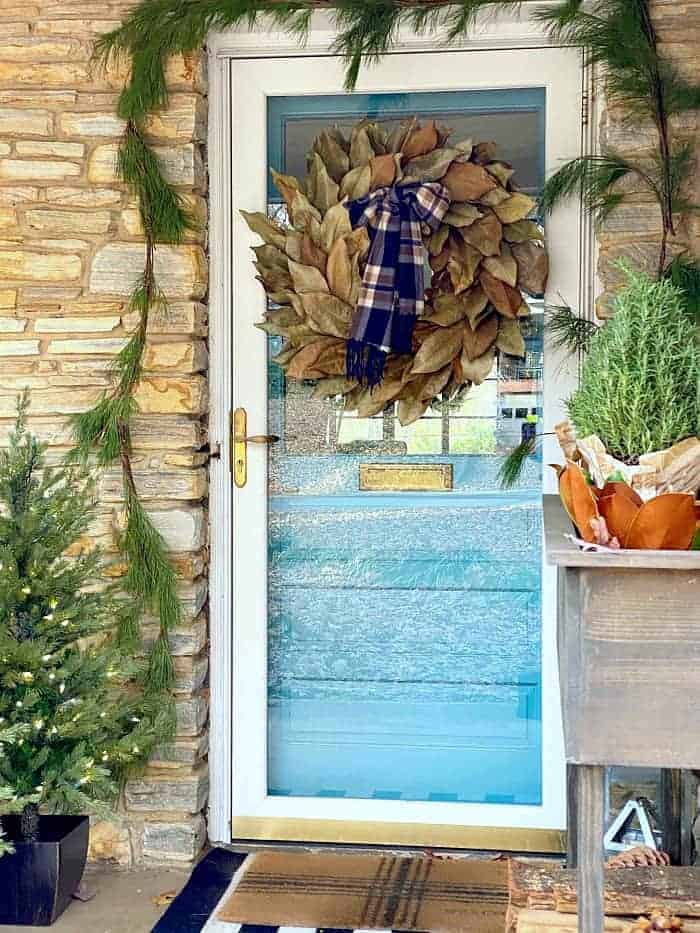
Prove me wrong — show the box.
[359,463,453,492]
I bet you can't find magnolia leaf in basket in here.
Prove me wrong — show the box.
[313,131,350,183]
[485,161,515,187]
[463,313,498,360]
[480,186,512,208]
[597,483,643,545]
[459,345,495,384]
[559,462,600,544]
[311,376,358,399]
[494,192,537,224]
[349,125,374,168]
[512,240,549,297]
[289,259,329,294]
[301,292,353,338]
[503,220,545,244]
[288,190,322,230]
[300,233,327,275]
[240,210,286,249]
[443,203,482,228]
[270,168,301,210]
[480,269,522,317]
[320,202,352,253]
[427,293,468,327]
[286,337,340,379]
[462,286,491,328]
[410,321,464,374]
[307,152,340,213]
[483,247,518,287]
[428,226,450,256]
[340,165,371,200]
[370,153,397,188]
[403,148,461,183]
[398,396,431,426]
[326,238,353,303]
[403,120,439,159]
[496,317,526,357]
[460,212,502,256]
[624,493,696,550]
[442,162,497,201]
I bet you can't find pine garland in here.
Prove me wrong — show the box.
[85,0,700,700]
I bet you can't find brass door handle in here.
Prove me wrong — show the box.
[231,408,279,488]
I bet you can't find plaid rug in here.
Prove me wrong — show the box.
[208,852,508,933]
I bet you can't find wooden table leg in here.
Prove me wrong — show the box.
[577,765,605,933]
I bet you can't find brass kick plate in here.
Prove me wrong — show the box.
[359,463,453,492]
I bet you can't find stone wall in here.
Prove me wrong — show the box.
[1,0,698,867]
[0,1,209,866]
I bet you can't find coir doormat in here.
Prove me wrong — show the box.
[215,851,508,932]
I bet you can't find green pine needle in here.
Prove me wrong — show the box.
[498,436,538,489]
[539,154,641,220]
[546,303,599,355]
[665,255,700,323]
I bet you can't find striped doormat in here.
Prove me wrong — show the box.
[206,851,508,933]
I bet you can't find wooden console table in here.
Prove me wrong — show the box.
[544,496,700,933]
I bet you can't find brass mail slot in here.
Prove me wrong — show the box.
[359,463,453,492]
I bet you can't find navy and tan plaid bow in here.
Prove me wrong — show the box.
[346,182,451,387]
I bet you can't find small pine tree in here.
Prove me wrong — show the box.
[0,395,170,845]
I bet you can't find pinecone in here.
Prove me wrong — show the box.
[606,846,670,869]
[629,908,683,931]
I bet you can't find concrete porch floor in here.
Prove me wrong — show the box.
[0,866,191,933]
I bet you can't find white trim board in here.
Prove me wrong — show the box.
[206,8,598,845]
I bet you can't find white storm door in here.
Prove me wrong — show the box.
[229,44,583,850]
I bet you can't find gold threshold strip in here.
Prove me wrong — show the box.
[231,816,566,854]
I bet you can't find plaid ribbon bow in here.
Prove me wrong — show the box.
[346,181,451,387]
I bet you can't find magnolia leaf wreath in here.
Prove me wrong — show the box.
[242,117,549,426]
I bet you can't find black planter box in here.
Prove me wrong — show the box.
[0,815,89,926]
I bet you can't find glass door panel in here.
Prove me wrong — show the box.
[266,90,545,806]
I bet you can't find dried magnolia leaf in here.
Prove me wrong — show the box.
[340,164,371,201]
[479,186,511,207]
[430,245,451,273]
[503,220,545,244]
[418,365,452,400]
[472,141,498,163]
[252,243,288,271]
[344,225,370,260]
[240,210,286,249]
[624,493,696,550]
[442,162,497,201]
[483,246,518,287]
[284,232,303,262]
[496,317,526,357]
[270,168,301,210]
[427,293,468,327]
[348,252,362,307]
[295,211,322,247]
[460,212,502,256]
[349,125,374,168]
[311,376,358,398]
[402,119,439,159]
[453,138,473,157]
[256,307,302,336]
[512,240,549,297]
[447,239,482,294]
[313,131,350,183]
[300,233,327,274]
[403,148,460,183]
[314,339,347,375]
[386,118,415,154]
[271,344,298,367]
[370,153,397,188]
[255,262,292,292]
[288,189,322,230]
[320,202,352,253]
[485,161,515,187]
[411,321,463,374]
[428,226,450,257]
[559,462,600,544]
[398,397,430,426]
[326,238,352,303]
[357,387,389,418]
[461,286,490,328]
[307,152,340,212]
[443,203,482,227]
[286,337,340,379]
[367,122,388,155]
[459,345,495,384]
[480,269,522,317]
[494,192,537,224]
[289,259,329,294]
[463,313,497,360]
[301,291,353,338]
[598,485,642,545]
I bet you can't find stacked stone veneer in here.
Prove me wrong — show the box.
[0,1,209,865]
[1,0,699,866]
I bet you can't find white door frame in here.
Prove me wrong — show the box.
[207,6,598,846]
